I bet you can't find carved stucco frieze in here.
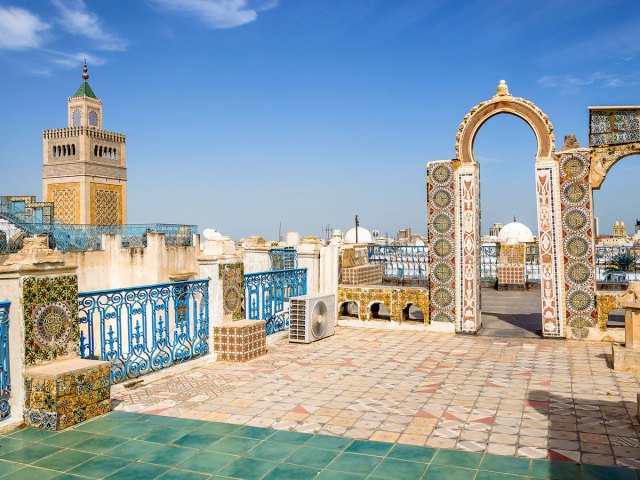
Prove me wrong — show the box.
[590,143,640,189]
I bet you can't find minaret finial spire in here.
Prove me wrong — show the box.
[82,60,89,81]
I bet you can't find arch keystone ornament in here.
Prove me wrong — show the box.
[429,81,566,336]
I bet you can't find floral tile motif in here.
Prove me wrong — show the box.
[23,275,79,366]
[220,263,244,320]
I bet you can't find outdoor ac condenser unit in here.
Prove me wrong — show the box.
[289,293,336,344]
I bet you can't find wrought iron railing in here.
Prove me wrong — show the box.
[367,245,429,279]
[525,244,540,282]
[244,268,307,335]
[0,302,10,421]
[481,245,498,280]
[270,248,297,270]
[78,279,209,384]
[595,245,640,283]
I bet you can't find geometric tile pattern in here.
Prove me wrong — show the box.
[558,151,597,339]
[2,411,638,479]
[112,327,640,469]
[498,265,526,286]
[427,161,456,324]
[90,183,123,225]
[337,285,429,323]
[48,184,80,224]
[24,361,110,431]
[535,162,564,337]
[589,109,640,147]
[340,264,384,286]
[212,320,266,362]
[596,293,622,331]
[220,263,244,320]
[22,275,79,366]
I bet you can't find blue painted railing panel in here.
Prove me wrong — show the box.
[244,268,307,335]
[595,245,640,283]
[0,302,10,421]
[270,248,297,270]
[368,246,429,279]
[78,280,209,384]
[481,245,498,280]
[525,245,540,282]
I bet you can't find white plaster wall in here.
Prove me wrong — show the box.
[320,245,340,295]
[298,252,320,294]
[243,248,271,274]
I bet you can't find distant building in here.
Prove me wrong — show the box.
[613,220,627,237]
[593,217,599,237]
[489,223,503,237]
[397,228,412,241]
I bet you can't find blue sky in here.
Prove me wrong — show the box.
[0,0,639,239]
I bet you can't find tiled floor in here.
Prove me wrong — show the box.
[1,411,639,479]
[112,327,640,469]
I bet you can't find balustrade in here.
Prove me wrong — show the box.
[368,245,429,279]
[0,302,9,421]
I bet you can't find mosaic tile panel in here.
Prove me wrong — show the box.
[47,184,79,224]
[213,320,266,362]
[535,163,564,337]
[220,263,244,320]
[590,109,640,147]
[90,183,123,225]
[23,275,79,366]
[558,152,597,339]
[340,264,384,286]
[427,161,456,324]
[456,165,480,332]
[338,285,429,323]
[596,293,621,331]
[342,247,368,268]
[24,359,110,430]
[497,265,526,285]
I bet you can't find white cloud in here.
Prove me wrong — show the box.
[538,72,638,95]
[0,6,50,50]
[45,49,107,69]
[150,0,277,29]
[51,0,125,51]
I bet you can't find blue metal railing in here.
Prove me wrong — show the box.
[78,279,209,384]
[244,268,307,335]
[481,245,498,280]
[0,302,10,421]
[368,245,429,279]
[595,245,640,283]
[270,248,297,270]
[525,245,540,282]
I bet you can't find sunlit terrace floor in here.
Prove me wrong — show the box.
[98,327,640,473]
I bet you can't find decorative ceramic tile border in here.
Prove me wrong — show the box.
[338,285,429,324]
[220,263,244,320]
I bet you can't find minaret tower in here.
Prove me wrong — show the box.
[42,62,127,224]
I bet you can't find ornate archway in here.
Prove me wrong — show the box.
[590,143,640,189]
[428,81,565,336]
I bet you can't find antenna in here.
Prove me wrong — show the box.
[355,215,359,243]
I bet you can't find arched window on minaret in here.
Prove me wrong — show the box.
[72,144,76,155]
[52,146,57,157]
[73,110,81,127]
[89,111,98,127]
[99,146,103,157]
[94,145,98,156]
[57,146,61,157]
[113,148,117,160]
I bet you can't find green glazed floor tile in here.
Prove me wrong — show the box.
[39,431,95,448]
[106,440,161,460]
[285,446,340,468]
[370,457,427,479]
[269,430,313,445]
[103,462,169,480]
[51,474,92,480]
[138,427,191,444]
[7,429,55,441]
[158,469,209,480]
[135,415,175,426]
[530,459,581,480]
[173,431,221,449]
[72,417,118,434]
[327,452,381,475]
[480,454,531,476]
[344,440,393,457]
[0,436,33,454]
[218,457,276,480]
[261,463,318,480]
[424,464,477,480]
[71,435,124,454]
[0,459,26,478]
[141,445,197,467]
[177,451,237,474]
[107,422,156,439]
[305,435,352,451]
[315,471,366,480]
[432,449,483,469]
[476,472,528,480]
[206,436,260,454]
[2,466,60,480]
[582,464,637,480]
[247,440,299,461]
[67,454,130,479]
[34,449,95,471]
[232,425,274,440]
[387,444,435,463]
[0,443,59,463]
[106,412,146,422]
[195,422,239,435]
[164,418,208,431]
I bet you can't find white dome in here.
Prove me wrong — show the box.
[203,229,223,240]
[497,221,534,244]
[344,226,373,244]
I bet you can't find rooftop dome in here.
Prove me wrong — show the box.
[344,226,373,244]
[497,221,534,245]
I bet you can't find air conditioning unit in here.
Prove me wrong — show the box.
[289,293,336,344]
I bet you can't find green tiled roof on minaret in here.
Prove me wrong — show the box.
[73,61,97,98]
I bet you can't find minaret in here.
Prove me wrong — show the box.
[42,62,127,225]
